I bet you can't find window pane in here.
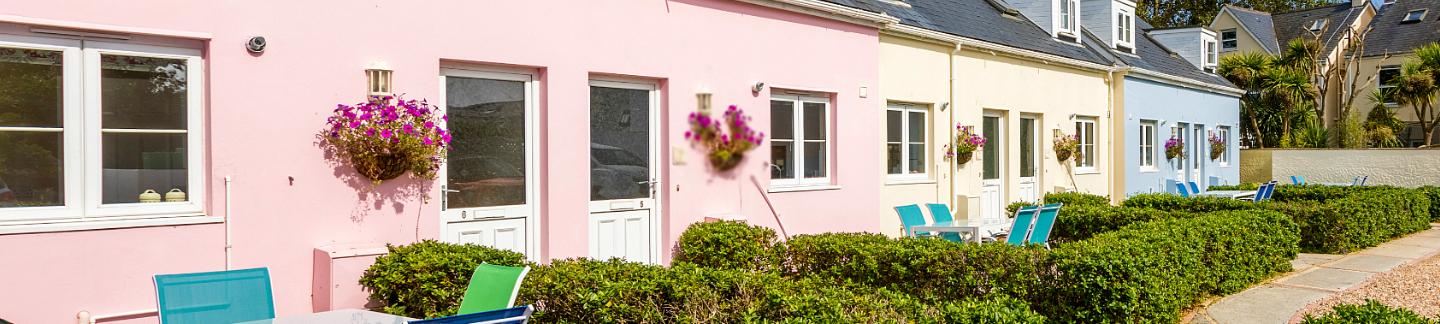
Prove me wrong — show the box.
[590,86,651,201]
[771,140,794,179]
[0,47,63,128]
[0,131,63,207]
[983,116,999,180]
[1020,118,1035,178]
[102,133,187,204]
[907,111,924,144]
[101,55,188,130]
[886,143,901,175]
[803,141,826,178]
[908,143,924,174]
[803,102,826,141]
[1085,122,1095,167]
[446,77,527,208]
[771,100,794,140]
[886,110,901,142]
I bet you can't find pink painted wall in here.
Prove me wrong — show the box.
[0,0,881,322]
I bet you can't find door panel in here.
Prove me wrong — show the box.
[448,218,527,255]
[1018,117,1038,203]
[980,115,1003,221]
[588,80,659,264]
[440,69,537,260]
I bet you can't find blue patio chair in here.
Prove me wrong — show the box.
[895,204,930,237]
[1358,176,1368,186]
[1027,203,1063,249]
[154,267,275,324]
[1004,205,1039,246]
[1244,181,1277,202]
[925,203,965,242]
[1263,181,1279,200]
[1175,182,1191,197]
[1290,175,1308,185]
[1188,181,1203,194]
[409,305,534,324]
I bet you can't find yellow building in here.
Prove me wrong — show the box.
[1350,0,1440,146]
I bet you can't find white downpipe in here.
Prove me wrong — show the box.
[224,176,232,270]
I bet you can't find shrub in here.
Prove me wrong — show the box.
[1050,205,1196,242]
[1210,183,1260,190]
[1043,192,1110,207]
[1121,193,1256,212]
[1302,300,1437,324]
[1271,185,1366,203]
[1420,186,1440,221]
[673,220,779,271]
[1300,188,1430,252]
[911,295,1047,324]
[1047,210,1300,322]
[779,233,1055,305]
[1006,201,1037,215]
[359,240,528,318]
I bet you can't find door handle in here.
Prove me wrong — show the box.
[441,185,459,211]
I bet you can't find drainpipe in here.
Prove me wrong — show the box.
[224,176,233,270]
[949,43,962,208]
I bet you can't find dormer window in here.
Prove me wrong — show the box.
[1308,19,1327,32]
[1403,9,1427,23]
[1204,40,1218,73]
[1116,9,1135,52]
[1059,0,1079,35]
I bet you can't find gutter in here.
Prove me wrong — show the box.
[738,0,900,26]
[886,24,1114,72]
[1121,67,1247,97]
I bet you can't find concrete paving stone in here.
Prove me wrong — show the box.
[1388,236,1440,249]
[1277,268,1373,291]
[1359,243,1437,259]
[1291,253,1343,272]
[1411,230,1440,238]
[1324,254,1412,273]
[1205,285,1330,324]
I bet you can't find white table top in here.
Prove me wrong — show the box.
[238,309,415,324]
[1194,190,1256,198]
[912,219,1011,230]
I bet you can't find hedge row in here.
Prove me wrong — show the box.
[1048,205,1196,242]
[1007,192,1110,215]
[1302,300,1438,324]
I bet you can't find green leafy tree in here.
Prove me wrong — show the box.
[1139,0,1329,29]
[1365,90,1405,147]
[1393,43,1440,146]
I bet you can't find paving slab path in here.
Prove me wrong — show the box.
[1189,224,1440,324]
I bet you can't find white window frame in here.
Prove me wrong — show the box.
[1074,117,1097,172]
[0,35,207,229]
[1058,0,1079,36]
[1220,29,1238,50]
[885,103,928,181]
[1139,121,1158,171]
[1216,126,1231,166]
[1115,8,1135,51]
[1404,9,1427,23]
[1379,65,1401,106]
[1204,40,1219,72]
[770,94,832,188]
[1308,19,1327,32]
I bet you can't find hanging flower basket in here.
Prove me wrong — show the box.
[324,96,451,183]
[686,105,763,172]
[953,124,985,166]
[1165,136,1186,160]
[1053,132,1080,164]
[1209,132,1226,161]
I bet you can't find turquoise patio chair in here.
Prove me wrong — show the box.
[410,305,534,324]
[1028,203,1063,249]
[1175,182,1191,197]
[925,203,965,242]
[153,267,275,324]
[458,264,531,315]
[1188,181,1203,194]
[1290,175,1308,185]
[895,204,930,237]
[1004,205,1040,246]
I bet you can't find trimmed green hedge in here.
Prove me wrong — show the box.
[1047,210,1300,322]
[1283,187,1431,253]
[1120,193,1254,212]
[673,220,780,271]
[1302,300,1437,324]
[780,233,1054,305]
[1049,205,1195,242]
[1420,186,1440,221]
[1042,192,1110,207]
[359,240,529,318]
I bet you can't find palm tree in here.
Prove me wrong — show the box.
[1365,90,1405,147]
[1262,66,1317,147]
[1218,53,1272,147]
[1394,61,1438,146]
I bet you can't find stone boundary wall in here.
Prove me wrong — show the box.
[1240,149,1440,187]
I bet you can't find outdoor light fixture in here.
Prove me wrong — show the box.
[752,82,766,93]
[246,36,266,53]
[366,67,393,98]
[941,102,950,111]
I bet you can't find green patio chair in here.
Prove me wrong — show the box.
[895,204,931,237]
[458,263,531,315]
[925,203,965,242]
[1027,203,1063,249]
[153,267,274,324]
[1003,205,1039,246]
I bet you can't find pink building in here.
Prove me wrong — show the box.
[0,1,889,322]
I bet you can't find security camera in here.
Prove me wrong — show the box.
[246,36,266,53]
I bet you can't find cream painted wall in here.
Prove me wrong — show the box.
[877,34,954,236]
[953,50,1114,218]
[1241,149,1440,187]
[1211,10,1271,57]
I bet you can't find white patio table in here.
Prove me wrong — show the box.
[1193,190,1256,199]
[238,309,415,324]
[910,218,1011,243]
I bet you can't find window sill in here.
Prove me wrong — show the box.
[768,185,842,193]
[1139,167,1159,173]
[885,178,937,186]
[0,214,219,235]
[1073,167,1100,175]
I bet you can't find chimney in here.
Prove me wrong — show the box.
[1150,27,1220,72]
[1080,0,1138,53]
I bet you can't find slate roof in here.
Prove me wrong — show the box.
[1364,0,1440,57]
[1221,5,1282,54]
[1102,24,1237,88]
[821,0,1113,65]
[1271,2,1368,55]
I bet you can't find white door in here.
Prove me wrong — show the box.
[439,69,539,260]
[1017,116,1039,203]
[1192,125,1205,188]
[587,80,660,264]
[980,114,1004,221]
[1173,124,1187,183]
